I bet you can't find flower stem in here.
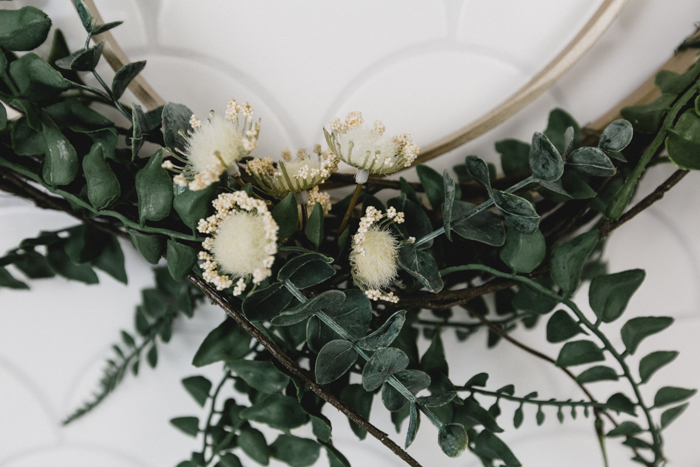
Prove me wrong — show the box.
[335,182,364,242]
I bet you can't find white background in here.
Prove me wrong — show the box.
[1,1,700,466]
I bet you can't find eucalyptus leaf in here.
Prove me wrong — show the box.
[621,317,674,355]
[112,60,147,99]
[546,309,583,343]
[639,351,678,384]
[228,360,290,394]
[555,340,604,367]
[162,102,193,155]
[381,370,431,412]
[272,290,345,326]
[405,403,420,448]
[362,348,409,391]
[465,155,493,194]
[599,119,634,152]
[387,195,433,248]
[0,7,52,51]
[500,227,545,274]
[567,147,615,177]
[451,202,506,246]
[192,318,251,367]
[73,0,94,32]
[278,252,335,289]
[136,149,173,222]
[589,269,645,323]
[92,20,124,35]
[417,391,456,407]
[491,190,539,234]
[315,340,358,384]
[240,393,308,430]
[56,42,103,71]
[438,423,469,458]
[356,310,406,351]
[242,282,294,321]
[544,108,581,155]
[576,365,619,384]
[416,164,444,211]
[420,330,448,377]
[398,243,444,292]
[322,289,371,340]
[131,103,147,160]
[496,139,530,176]
[83,143,120,210]
[529,132,563,181]
[443,170,457,240]
[550,229,599,296]
[340,384,373,439]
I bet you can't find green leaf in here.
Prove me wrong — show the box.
[416,164,444,210]
[492,190,539,234]
[0,104,5,131]
[443,170,457,240]
[387,194,433,247]
[656,68,697,94]
[40,112,77,186]
[322,289,371,339]
[166,240,197,281]
[278,252,335,289]
[382,369,431,412]
[550,229,599,296]
[56,42,103,72]
[272,193,298,240]
[340,384,373,440]
[228,360,290,394]
[567,147,615,177]
[621,317,674,356]
[620,94,675,134]
[500,227,545,274]
[546,309,583,343]
[73,0,94,31]
[496,139,530,176]
[464,155,493,194]
[660,403,689,429]
[421,330,448,379]
[192,318,251,367]
[398,244,444,293]
[555,340,604,367]
[9,53,70,101]
[83,143,120,210]
[315,340,357,384]
[665,109,700,170]
[272,290,345,327]
[606,393,637,416]
[127,229,164,264]
[0,7,51,51]
[589,269,645,323]
[438,423,469,458]
[92,234,127,284]
[544,108,581,155]
[599,119,633,152]
[130,103,148,160]
[356,310,406,351]
[111,60,147,99]
[63,225,104,264]
[173,182,218,232]
[529,132,563,181]
[512,280,558,315]
[242,282,294,321]
[181,376,212,407]
[362,348,409,391]
[46,242,99,284]
[323,442,351,467]
[473,430,521,466]
[464,372,489,387]
[92,21,124,35]
[304,202,324,249]
[238,427,269,465]
[576,365,618,384]
[0,267,29,289]
[12,251,54,279]
[310,415,332,443]
[639,351,678,384]
[513,407,524,429]
[461,397,503,433]
[170,416,199,437]
[450,201,506,246]
[136,149,173,222]
[606,421,643,437]
[653,387,697,409]
[405,403,420,448]
[10,116,45,155]
[241,393,308,430]
[270,435,320,467]
[161,102,193,156]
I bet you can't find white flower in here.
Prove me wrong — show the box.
[197,191,278,294]
[246,147,338,197]
[163,99,260,191]
[307,186,332,216]
[350,206,405,302]
[324,111,420,175]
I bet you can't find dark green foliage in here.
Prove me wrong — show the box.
[398,244,444,292]
[459,397,503,433]
[382,370,431,412]
[550,229,599,296]
[341,384,373,439]
[529,132,563,181]
[240,393,308,430]
[464,155,493,193]
[555,340,604,367]
[416,164,445,210]
[546,309,583,343]
[421,330,449,377]
[239,427,270,465]
[496,139,530,176]
[442,170,457,240]
[228,360,290,394]
[192,318,251,367]
[356,310,406,350]
[174,183,218,232]
[315,340,357,384]
[438,423,468,457]
[0,7,52,51]
[500,227,545,273]
[182,376,212,407]
[83,143,121,210]
[278,252,335,289]
[10,53,70,101]
[136,149,173,222]
[305,202,324,249]
[621,95,675,134]
[639,351,678,384]
[270,435,320,467]
[128,229,164,264]
[243,283,294,321]
[474,430,522,466]
[55,42,103,72]
[362,348,409,391]
[653,387,696,409]
[491,190,539,234]
[450,202,506,246]
[660,403,689,429]
[599,119,634,153]
[665,109,700,170]
[576,366,618,384]
[166,240,197,281]
[0,267,29,289]
[621,317,674,355]
[544,108,581,155]
[567,147,616,177]
[112,60,147,99]
[40,111,77,186]
[162,102,193,155]
[589,269,645,323]
[271,193,298,240]
[388,194,433,245]
[606,421,643,437]
[170,416,199,437]
[606,393,637,416]
[405,404,420,448]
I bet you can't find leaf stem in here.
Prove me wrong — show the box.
[459,386,612,410]
[202,370,232,465]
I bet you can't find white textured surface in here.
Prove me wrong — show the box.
[1,1,700,466]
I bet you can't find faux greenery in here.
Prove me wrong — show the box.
[0,2,698,466]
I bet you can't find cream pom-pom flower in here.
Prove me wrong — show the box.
[324,111,420,180]
[350,206,406,303]
[245,146,339,198]
[162,99,260,191]
[197,191,278,295]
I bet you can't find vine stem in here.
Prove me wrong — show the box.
[188,274,424,467]
[459,386,611,410]
[282,281,446,433]
[201,370,232,465]
[445,264,662,465]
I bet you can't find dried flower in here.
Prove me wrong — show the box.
[324,111,420,176]
[246,147,338,197]
[307,186,332,215]
[350,206,404,303]
[197,191,278,294]
[163,99,259,191]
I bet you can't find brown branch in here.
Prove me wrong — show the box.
[188,275,424,467]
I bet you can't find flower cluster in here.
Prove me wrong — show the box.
[350,206,405,303]
[197,191,278,294]
[324,112,420,176]
[307,185,332,215]
[245,146,338,197]
[162,99,260,191]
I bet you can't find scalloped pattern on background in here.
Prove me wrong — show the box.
[1,1,700,466]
